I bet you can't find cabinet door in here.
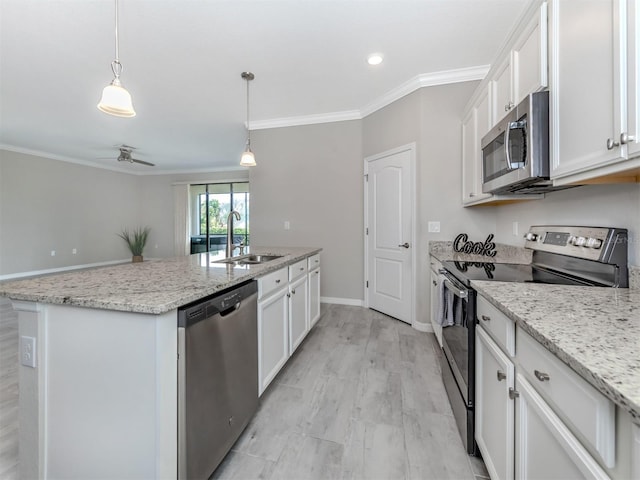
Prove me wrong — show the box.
[513,2,548,104]
[515,374,610,480]
[476,328,515,480]
[550,0,625,178]
[492,56,513,123]
[289,274,309,354]
[429,269,442,346]
[626,0,640,158]
[257,288,289,396]
[308,268,321,328]
[462,87,492,204]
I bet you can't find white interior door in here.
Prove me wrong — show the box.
[365,145,414,324]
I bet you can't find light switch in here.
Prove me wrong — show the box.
[428,221,441,233]
[284,221,290,230]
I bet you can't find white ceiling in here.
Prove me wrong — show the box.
[0,0,528,174]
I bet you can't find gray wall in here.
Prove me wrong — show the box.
[362,83,495,324]
[249,120,363,302]
[0,150,141,275]
[493,183,640,265]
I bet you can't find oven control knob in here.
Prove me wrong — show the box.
[574,236,587,247]
[585,237,603,249]
[524,232,538,241]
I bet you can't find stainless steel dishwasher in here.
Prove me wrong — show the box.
[177,280,258,479]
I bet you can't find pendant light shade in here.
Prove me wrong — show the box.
[97,0,136,118]
[240,71,256,167]
[240,149,256,167]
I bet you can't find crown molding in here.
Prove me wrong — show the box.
[250,110,361,131]
[251,65,490,130]
[360,65,489,118]
[0,144,246,176]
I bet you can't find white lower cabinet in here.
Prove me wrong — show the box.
[257,255,321,396]
[308,265,321,328]
[476,328,515,480]
[288,273,308,353]
[515,373,610,479]
[257,282,289,396]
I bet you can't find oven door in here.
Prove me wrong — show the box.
[439,271,475,407]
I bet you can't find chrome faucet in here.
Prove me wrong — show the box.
[226,210,241,258]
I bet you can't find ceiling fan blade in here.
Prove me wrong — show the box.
[131,158,155,167]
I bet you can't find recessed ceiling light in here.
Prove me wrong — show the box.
[367,53,384,66]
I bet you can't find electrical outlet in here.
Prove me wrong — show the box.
[72,248,77,255]
[50,250,56,256]
[284,221,290,230]
[20,336,36,368]
[428,221,441,233]
[512,221,519,236]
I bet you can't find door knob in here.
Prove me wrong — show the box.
[606,138,620,150]
[398,242,410,248]
[497,370,507,381]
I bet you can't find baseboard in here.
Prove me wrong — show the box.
[320,296,364,307]
[0,259,131,281]
[413,321,432,333]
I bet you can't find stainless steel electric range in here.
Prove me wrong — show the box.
[437,225,629,456]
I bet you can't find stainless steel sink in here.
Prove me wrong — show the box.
[214,254,283,266]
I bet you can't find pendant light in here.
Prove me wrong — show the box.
[240,72,256,167]
[97,0,136,117]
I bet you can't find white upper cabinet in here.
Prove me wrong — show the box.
[551,0,640,184]
[462,86,493,205]
[490,2,548,126]
[461,1,548,207]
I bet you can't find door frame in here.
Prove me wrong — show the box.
[363,142,417,326]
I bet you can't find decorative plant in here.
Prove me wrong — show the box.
[118,226,151,258]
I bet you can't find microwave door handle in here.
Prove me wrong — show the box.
[504,122,514,170]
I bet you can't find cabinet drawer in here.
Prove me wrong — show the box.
[289,259,307,280]
[517,328,615,468]
[257,268,288,299]
[307,254,320,271]
[477,295,515,357]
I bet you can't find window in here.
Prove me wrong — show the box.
[190,182,250,254]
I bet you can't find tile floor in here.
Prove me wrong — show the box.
[214,304,489,480]
[0,301,488,480]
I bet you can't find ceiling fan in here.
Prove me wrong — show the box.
[110,145,155,167]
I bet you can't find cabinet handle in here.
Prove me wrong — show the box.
[481,315,491,322]
[508,388,520,399]
[287,293,291,298]
[469,193,476,198]
[300,267,304,271]
[432,280,437,286]
[398,242,410,248]
[534,370,550,382]
[606,138,620,150]
[620,132,636,144]
[504,101,514,112]
[291,289,296,295]
[275,279,281,284]
[497,370,506,382]
[314,271,319,275]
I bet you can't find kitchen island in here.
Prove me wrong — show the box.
[0,247,321,480]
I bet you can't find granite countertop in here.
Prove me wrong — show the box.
[472,281,640,423]
[0,247,321,315]
[429,240,532,264]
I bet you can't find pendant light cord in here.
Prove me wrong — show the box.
[111,0,122,78]
[246,76,251,147]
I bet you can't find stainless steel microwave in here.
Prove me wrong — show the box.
[481,91,551,194]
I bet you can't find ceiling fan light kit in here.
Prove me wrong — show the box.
[240,71,257,167]
[97,0,136,118]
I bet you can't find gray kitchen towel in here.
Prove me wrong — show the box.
[438,279,456,327]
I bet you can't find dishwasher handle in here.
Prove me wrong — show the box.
[219,301,242,317]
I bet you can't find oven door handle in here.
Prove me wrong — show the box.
[443,277,468,299]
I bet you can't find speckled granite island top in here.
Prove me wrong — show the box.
[472,281,640,422]
[0,247,321,315]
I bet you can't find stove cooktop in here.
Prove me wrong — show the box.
[441,260,597,287]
